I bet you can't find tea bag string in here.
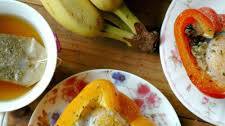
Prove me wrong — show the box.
[36,59,47,63]
[33,57,62,67]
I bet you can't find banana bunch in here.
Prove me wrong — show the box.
[41,0,159,52]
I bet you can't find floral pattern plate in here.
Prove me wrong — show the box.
[160,0,225,125]
[28,69,180,126]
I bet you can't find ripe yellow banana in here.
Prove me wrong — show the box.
[41,0,103,37]
[113,4,140,34]
[90,0,123,12]
[90,0,159,52]
[41,0,159,52]
[102,12,131,32]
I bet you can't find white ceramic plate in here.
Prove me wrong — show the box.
[28,69,180,126]
[160,0,225,125]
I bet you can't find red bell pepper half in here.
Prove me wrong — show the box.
[174,9,225,98]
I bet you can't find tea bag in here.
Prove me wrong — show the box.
[0,34,47,87]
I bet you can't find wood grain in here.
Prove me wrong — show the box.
[8,0,214,126]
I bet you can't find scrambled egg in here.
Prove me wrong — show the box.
[206,33,225,85]
[76,108,129,126]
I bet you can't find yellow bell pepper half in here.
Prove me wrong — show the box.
[55,79,155,126]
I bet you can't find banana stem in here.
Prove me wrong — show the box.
[101,24,134,46]
[113,3,140,34]
[102,12,131,32]
[111,3,159,52]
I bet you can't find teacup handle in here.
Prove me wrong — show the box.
[0,113,6,126]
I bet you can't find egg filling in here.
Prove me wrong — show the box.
[186,24,225,86]
[206,33,225,86]
[76,107,129,126]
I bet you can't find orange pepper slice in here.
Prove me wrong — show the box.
[174,9,225,98]
[118,93,155,126]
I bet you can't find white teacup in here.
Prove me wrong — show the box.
[0,0,57,113]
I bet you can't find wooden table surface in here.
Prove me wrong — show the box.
[7,0,213,126]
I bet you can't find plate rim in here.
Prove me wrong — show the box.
[159,0,221,125]
[28,69,181,126]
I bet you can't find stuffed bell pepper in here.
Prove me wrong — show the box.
[174,7,225,98]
